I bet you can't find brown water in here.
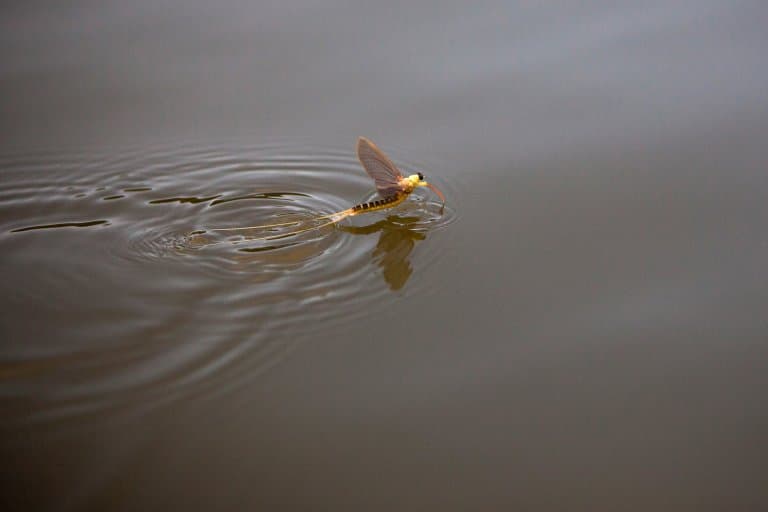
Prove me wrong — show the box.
[2,2,768,510]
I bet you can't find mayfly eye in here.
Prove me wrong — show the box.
[418,172,424,180]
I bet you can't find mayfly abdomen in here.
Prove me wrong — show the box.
[352,194,399,212]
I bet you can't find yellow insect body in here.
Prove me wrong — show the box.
[209,140,444,240]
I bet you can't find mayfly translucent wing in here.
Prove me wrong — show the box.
[202,137,441,243]
[357,137,404,196]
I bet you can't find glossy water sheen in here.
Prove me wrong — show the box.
[1,142,454,425]
[2,2,768,511]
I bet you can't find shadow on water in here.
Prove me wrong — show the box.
[191,212,430,291]
[342,215,426,291]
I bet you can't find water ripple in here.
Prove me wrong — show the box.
[0,140,457,428]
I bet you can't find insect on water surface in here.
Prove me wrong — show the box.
[211,137,445,238]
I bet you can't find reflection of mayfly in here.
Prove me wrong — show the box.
[211,137,445,239]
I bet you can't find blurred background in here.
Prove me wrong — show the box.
[2,1,767,510]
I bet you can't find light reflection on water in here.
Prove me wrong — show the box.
[0,141,456,426]
[342,216,428,291]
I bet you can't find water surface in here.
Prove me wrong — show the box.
[2,1,767,510]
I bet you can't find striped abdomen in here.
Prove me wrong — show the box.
[351,193,404,214]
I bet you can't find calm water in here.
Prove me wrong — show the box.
[2,2,768,510]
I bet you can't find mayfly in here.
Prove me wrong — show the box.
[210,137,445,239]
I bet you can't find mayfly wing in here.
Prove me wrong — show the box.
[357,137,404,196]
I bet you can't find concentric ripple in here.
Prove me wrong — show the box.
[0,139,456,427]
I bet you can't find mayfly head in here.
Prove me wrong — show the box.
[409,171,445,205]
